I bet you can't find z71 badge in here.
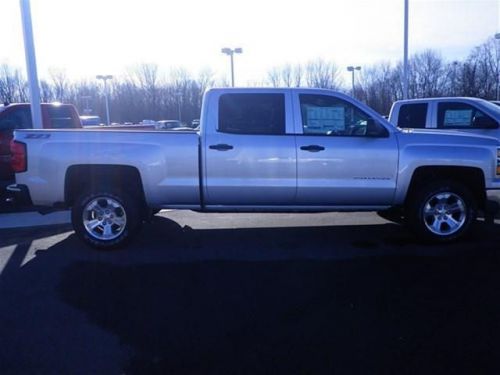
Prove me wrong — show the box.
[24,133,51,139]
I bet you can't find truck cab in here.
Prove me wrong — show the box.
[388,97,500,137]
[201,89,395,208]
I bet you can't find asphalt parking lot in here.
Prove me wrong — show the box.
[1,210,500,374]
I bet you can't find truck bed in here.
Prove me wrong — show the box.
[14,129,201,208]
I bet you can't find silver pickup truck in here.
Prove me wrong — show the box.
[9,88,500,248]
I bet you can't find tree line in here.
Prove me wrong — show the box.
[0,63,216,125]
[0,36,498,122]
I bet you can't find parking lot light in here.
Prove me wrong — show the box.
[347,66,361,97]
[221,47,243,87]
[96,75,113,125]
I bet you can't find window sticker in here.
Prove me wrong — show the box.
[306,106,345,132]
[443,109,472,127]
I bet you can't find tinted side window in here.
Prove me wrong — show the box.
[299,94,374,136]
[437,102,496,129]
[397,103,427,128]
[218,94,285,135]
[0,108,32,130]
[47,106,77,129]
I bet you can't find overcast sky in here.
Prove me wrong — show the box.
[0,0,499,85]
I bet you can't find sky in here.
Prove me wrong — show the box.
[0,0,499,86]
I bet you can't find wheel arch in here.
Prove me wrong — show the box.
[404,166,486,209]
[65,164,147,210]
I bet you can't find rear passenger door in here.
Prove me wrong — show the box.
[204,91,297,206]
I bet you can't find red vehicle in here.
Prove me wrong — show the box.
[0,103,81,183]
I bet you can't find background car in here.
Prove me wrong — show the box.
[156,120,183,130]
[80,115,102,127]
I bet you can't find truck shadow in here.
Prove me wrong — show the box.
[1,216,500,374]
[0,223,73,247]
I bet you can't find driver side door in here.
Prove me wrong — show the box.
[293,93,399,206]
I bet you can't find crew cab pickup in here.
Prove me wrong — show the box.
[9,88,500,248]
[1,102,81,184]
[388,97,500,136]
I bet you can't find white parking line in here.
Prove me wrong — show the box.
[0,211,70,229]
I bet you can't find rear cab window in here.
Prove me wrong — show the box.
[397,103,428,128]
[47,105,79,129]
[218,93,285,135]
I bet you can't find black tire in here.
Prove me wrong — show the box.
[406,180,477,243]
[71,190,142,249]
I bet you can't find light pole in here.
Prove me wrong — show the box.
[451,61,458,96]
[96,75,113,125]
[221,47,243,87]
[19,0,43,129]
[175,91,182,122]
[347,66,361,97]
[495,33,500,100]
[403,0,409,99]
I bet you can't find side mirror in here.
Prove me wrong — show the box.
[366,119,389,137]
[473,116,498,129]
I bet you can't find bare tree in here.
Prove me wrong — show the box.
[197,68,215,94]
[267,64,295,87]
[268,61,334,88]
[443,61,461,96]
[358,62,399,115]
[39,80,54,102]
[293,64,303,87]
[411,50,445,97]
[0,64,26,103]
[49,68,69,101]
[267,67,282,87]
[129,63,161,119]
[305,59,342,89]
[467,37,499,98]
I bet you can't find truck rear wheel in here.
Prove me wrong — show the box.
[71,191,141,249]
[407,180,477,243]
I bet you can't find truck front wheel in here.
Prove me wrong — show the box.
[72,191,141,249]
[407,181,477,243]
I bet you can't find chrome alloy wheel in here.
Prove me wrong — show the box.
[82,197,127,241]
[423,192,466,236]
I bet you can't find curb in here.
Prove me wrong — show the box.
[0,211,70,229]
